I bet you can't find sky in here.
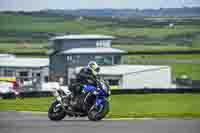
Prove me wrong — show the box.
[0,0,200,11]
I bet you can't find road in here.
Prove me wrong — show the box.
[0,111,200,133]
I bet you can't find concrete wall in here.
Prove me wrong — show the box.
[122,67,172,89]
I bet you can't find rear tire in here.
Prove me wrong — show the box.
[48,100,66,121]
[88,101,109,121]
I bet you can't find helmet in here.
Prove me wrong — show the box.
[87,61,100,75]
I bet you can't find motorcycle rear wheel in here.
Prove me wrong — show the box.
[48,100,66,121]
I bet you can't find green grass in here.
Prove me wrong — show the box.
[0,97,53,111]
[1,13,200,39]
[126,53,200,80]
[1,94,200,118]
[113,44,200,53]
[108,94,200,118]
[126,58,200,80]
[0,43,48,54]
[128,54,200,60]
[0,13,110,33]
[1,43,199,80]
[0,13,200,80]
[169,64,200,80]
[107,26,200,38]
[1,12,200,54]
[114,44,200,80]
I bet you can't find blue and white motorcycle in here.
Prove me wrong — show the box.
[48,79,110,121]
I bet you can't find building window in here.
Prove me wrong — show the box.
[76,55,80,59]
[19,71,28,77]
[66,56,72,62]
[108,79,119,86]
[0,69,3,76]
[114,56,121,64]
[96,40,111,48]
[4,69,14,77]
[44,76,49,83]
[36,73,40,77]
[95,56,113,65]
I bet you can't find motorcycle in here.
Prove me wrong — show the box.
[48,79,110,121]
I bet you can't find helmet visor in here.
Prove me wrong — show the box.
[95,67,100,73]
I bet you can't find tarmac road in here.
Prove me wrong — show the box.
[0,111,200,133]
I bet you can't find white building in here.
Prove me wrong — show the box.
[73,65,172,89]
[49,34,173,89]
[0,55,49,91]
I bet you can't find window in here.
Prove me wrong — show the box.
[4,69,14,77]
[96,40,111,48]
[19,71,28,77]
[0,69,3,77]
[108,79,119,86]
[95,56,113,65]
[44,76,49,83]
[76,55,80,59]
[66,56,72,61]
[104,56,112,65]
[73,55,80,64]
[36,73,40,77]
[114,56,121,64]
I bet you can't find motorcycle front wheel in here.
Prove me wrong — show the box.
[48,100,66,121]
[88,101,109,121]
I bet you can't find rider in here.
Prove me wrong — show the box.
[69,61,100,98]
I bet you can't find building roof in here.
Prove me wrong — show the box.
[0,54,16,59]
[60,48,126,55]
[50,34,115,41]
[76,65,170,76]
[0,58,49,68]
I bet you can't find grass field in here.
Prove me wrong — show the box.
[0,94,200,118]
[0,12,200,80]
[98,26,200,38]
[126,57,200,80]
[0,12,200,52]
[113,44,200,80]
[0,12,200,41]
[0,13,110,33]
[0,42,48,52]
[113,44,200,52]
[128,54,200,60]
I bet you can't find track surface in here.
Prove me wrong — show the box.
[0,111,200,133]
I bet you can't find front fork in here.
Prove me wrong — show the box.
[89,97,106,113]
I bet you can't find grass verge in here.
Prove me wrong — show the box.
[0,94,200,118]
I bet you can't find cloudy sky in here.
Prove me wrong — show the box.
[0,0,200,11]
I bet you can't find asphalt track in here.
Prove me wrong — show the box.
[0,111,200,133]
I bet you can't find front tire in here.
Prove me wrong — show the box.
[48,100,66,121]
[88,101,109,121]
